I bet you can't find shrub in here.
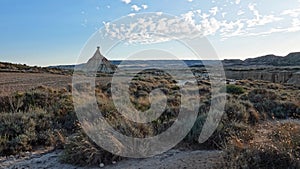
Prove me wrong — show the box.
[221,85,245,95]
[248,89,300,119]
[0,87,77,156]
[221,122,300,169]
[0,110,56,155]
[60,132,122,166]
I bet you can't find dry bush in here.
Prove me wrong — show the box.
[0,109,65,156]
[248,89,300,119]
[0,87,78,156]
[221,122,300,169]
[60,132,122,166]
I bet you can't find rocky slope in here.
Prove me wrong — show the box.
[223,52,300,66]
[225,68,300,85]
[222,52,300,85]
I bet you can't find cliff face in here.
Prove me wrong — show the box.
[287,72,300,84]
[225,69,299,85]
[222,52,300,85]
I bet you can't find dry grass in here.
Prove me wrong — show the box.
[0,71,299,168]
[221,121,300,169]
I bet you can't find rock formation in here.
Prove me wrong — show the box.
[222,52,300,67]
[84,47,117,73]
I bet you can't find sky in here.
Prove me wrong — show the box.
[0,0,300,66]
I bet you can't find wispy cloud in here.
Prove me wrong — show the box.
[281,7,300,17]
[103,14,199,44]
[105,1,300,43]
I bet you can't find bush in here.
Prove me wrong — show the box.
[221,122,300,169]
[0,87,77,156]
[248,89,300,119]
[226,84,245,95]
[60,132,122,166]
[0,110,58,155]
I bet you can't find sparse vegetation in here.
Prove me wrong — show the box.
[221,122,300,169]
[0,87,77,156]
[0,70,299,168]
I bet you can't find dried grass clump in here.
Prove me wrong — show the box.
[248,89,300,119]
[60,132,122,166]
[221,122,300,169]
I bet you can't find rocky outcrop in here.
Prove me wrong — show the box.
[225,69,299,85]
[287,71,300,85]
[223,52,300,66]
[84,47,117,73]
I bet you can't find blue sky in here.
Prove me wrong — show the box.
[0,0,300,66]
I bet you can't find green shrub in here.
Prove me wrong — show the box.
[221,85,245,95]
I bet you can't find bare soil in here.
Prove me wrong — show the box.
[1,149,223,169]
[0,73,72,96]
[0,72,113,96]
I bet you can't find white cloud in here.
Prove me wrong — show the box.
[248,3,259,19]
[156,12,163,16]
[128,13,136,17]
[247,15,283,28]
[281,8,300,17]
[103,2,300,44]
[235,0,241,5]
[182,11,195,25]
[142,4,148,10]
[131,5,141,12]
[103,14,200,44]
[222,12,227,18]
[237,10,245,16]
[187,0,193,2]
[248,3,256,11]
[246,3,282,28]
[121,0,131,4]
[209,7,219,16]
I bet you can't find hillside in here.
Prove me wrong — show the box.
[0,62,71,75]
[223,52,300,66]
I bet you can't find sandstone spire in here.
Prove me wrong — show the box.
[85,46,116,73]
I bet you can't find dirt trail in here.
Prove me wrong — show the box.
[1,150,223,169]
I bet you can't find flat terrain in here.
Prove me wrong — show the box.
[0,72,113,96]
[0,73,72,96]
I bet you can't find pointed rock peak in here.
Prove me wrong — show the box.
[85,46,117,73]
[89,46,103,61]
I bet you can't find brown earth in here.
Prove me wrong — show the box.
[0,72,113,96]
[2,149,223,169]
[0,73,72,96]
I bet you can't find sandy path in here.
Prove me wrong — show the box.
[1,150,223,169]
